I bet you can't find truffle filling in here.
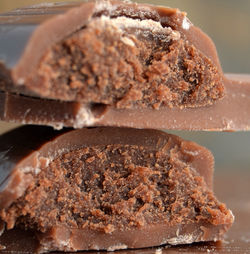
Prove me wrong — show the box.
[1,143,232,234]
[32,15,224,109]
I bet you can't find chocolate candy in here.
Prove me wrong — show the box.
[0,1,226,114]
[0,126,233,252]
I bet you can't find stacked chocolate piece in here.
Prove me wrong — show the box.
[2,0,247,252]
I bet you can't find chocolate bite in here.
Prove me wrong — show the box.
[0,126,233,252]
[0,1,224,109]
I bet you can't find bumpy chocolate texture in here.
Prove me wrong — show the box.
[0,126,234,252]
[1,1,248,130]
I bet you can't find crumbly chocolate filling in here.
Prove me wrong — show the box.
[1,143,232,234]
[33,16,224,109]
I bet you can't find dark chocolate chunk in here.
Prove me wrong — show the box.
[1,74,250,131]
[0,1,224,110]
[0,126,233,252]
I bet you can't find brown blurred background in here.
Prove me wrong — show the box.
[0,0,250,171]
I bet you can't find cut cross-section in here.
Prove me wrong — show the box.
[0,126,233,252]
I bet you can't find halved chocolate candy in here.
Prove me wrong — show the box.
[0,1,224,109]
[0,126,233,252]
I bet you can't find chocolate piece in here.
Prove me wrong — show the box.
[1,74,250,131]
[0,126,233,252]
[0,1,224,109]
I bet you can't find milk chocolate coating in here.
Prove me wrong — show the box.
[0,126,233,252]
[0,0,225,110]
[1,74,250,131]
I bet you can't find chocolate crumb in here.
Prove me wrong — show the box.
[31,16,224,109]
